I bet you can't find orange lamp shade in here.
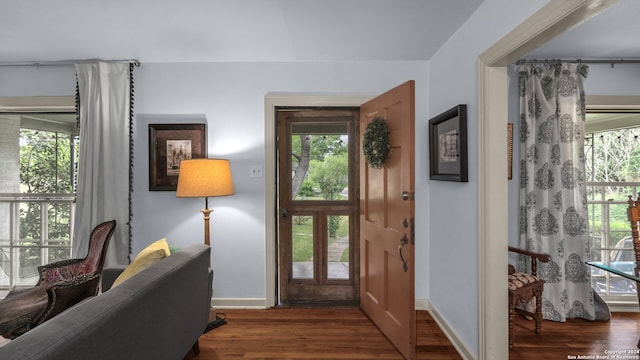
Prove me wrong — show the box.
[176,159,235,198]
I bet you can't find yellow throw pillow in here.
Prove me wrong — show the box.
[111,238,171,288]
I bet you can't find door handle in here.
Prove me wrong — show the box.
[280,207,288,218]
[398,233,409,272]
[398,243,409,272]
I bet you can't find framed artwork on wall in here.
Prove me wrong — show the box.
[428,104,468,182]
[149,123,206,191]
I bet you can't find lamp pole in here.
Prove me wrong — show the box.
[201,197,212,246]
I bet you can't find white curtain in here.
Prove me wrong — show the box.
[518,63,595,321]
[73,62,131,266]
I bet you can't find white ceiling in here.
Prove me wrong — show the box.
[525,0,640,61]
[0,0,485,63]
[3,1,638,65]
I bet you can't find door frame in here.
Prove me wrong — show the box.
[478,0,616,359]
[264,95,371,307]
[276,107,361,304]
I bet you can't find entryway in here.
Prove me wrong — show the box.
[276,107,360,305]
[266,81,416,359]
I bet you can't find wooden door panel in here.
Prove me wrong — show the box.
[386,150,403,229]
[362,237,383,305]
[360,81,415,360]
[364,167,385,225]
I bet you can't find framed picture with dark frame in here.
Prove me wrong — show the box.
[149,123,206,191]
[428,104,468,182]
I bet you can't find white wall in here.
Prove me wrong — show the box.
[0,67,76,96]
[585,63,640,96]
[426,0,548,357]
[132,62,430,300]
[0,62,429,301]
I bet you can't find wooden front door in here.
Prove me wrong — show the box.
[277,107,360,304]
[360,81,415,359]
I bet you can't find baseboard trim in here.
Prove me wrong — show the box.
[415,299,429,311]
[606,302,640,313]
[212,298,268,309]
[426,302,475,360]
[213,298,436,310]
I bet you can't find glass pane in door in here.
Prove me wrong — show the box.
[290,122,349,201]
[328,215,349,280]
[292,215,313,279]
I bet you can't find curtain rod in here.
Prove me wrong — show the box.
[0,59,140,67]
[516,58,640,67]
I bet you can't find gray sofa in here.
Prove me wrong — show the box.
[0,244,213,360]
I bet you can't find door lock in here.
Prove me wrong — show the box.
[400,234,409,245]
[401,191,414,201]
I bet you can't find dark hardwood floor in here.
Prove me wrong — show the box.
[510,312,640,360]
[187,308,640,360]
[189,308,461,359]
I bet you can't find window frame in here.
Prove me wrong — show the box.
[585,95,640,310]
[0,96,76,296]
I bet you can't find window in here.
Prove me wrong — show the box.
[586,108,640,305]
[0,101,77,294]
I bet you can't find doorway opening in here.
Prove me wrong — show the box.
[266,83,415,357]
[477,2,616,358]
[276,107,360,306]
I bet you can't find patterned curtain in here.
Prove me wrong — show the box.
[518,63,595,322]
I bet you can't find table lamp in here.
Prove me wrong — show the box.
[176,158,234,332]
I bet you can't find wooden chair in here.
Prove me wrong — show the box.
[508,246,551,349]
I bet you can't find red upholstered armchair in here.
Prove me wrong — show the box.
[0,220,116,339]
[36,220,116,285]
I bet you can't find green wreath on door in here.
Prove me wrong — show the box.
[362,117,390,169]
